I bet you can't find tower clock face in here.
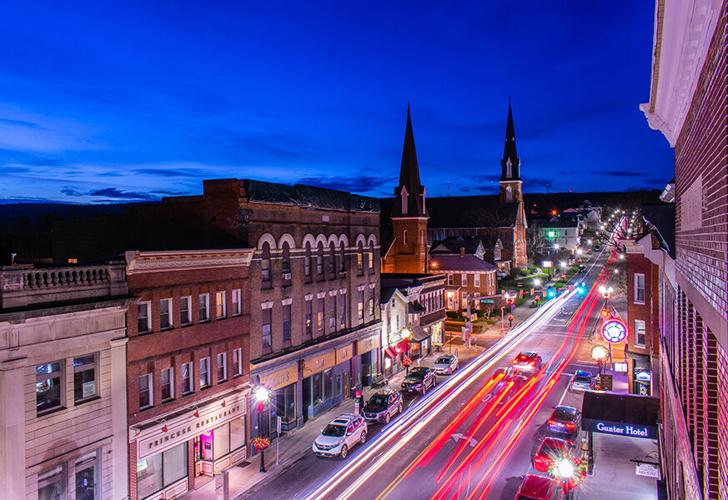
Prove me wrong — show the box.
[601,319,628,344]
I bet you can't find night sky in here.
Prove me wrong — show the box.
[0,1,673,204]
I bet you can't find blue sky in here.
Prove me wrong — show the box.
[0,1,672,203]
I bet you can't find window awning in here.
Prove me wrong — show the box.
[411,326,431,342]
[581,391,659,439]
[384,347,398,359]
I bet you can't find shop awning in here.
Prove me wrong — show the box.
[384,347,398,359]
[411,325,431,342]
[581,391,659,439]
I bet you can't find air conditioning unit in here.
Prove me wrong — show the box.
[282,273,292,280]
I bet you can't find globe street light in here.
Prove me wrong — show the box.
[560,261,567,269]
[587,239,593,246]
[534,278,542,287]
[254,385,272,472]
[553,243,560,250]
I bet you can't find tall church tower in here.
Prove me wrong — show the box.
[500,98,523,203]
[383,104,429,274]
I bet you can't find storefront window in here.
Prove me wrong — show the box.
[137,442,187,499]
[230,417,246,452]
[213,423,230,459]
[75,451,97,500]
[38,464,65,500]
[312,373,323,407]
[323,369,333,400]
[275,384,297,429]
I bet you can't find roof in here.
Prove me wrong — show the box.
[426,195,519,228]
[642,204,675,259]
[430,238,483,255]
[390,105,427,218]
[380,286,399,305]
[243,179,380,213]
[531,217,579,229]
[429,255,497,272]
[408,301,426,313]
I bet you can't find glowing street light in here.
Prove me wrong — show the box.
[560,261,567,269]
[619,253,625,260]
[576,248,583,256]
[556,458,576,480]
[553,244,560,250]
[255,386,271,403]
[534,278,542,287]
[614,268,620,275]
[598,285,613,299]
[587,239,593,246]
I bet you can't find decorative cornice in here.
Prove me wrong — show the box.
[125,249,254,275]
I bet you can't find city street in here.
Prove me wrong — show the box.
[241,248,615,500]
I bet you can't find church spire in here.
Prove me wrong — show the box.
[391,103,427,217]
[501,97,521,181]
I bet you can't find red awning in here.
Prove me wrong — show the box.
[384,347,398,359]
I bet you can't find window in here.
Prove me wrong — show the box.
[305,299,313,337]
[199,293,210,322]
[137,301,151,334]
[358,291,364,320]
[232,348,243,377]
[73,354,98,404]
[199,357,211,389]
[340,292,347,329]
[261,242,271,283]
[474,273,481,287]
[316,243,324,276]
[317,297,325,333]
[357,242,364,274]
[180,296,192,325]
[328,242,336,275]
[461,273,468,286]
[262,307,272,350]
[139,373,153,409]
[36,361,63,415]
[216,291,226,319]
[281,243,291,280]
[161,367,174,401]
[136,442,187,499]
[447,274,453,286]
[160,298,172,329]
[635,319,646,347]
[368,292,374,316]
[217,353,227,382]
[339,242,346,272]
[283,304,292,342]
[182,362,193,394]
[75,451,98,500]
[38,464,65,500]
[304,243,312,278]
[330,297,337,331]
[210,418,246,460]
[232,288,242,316]
[368,242,374,273]
[634,273,645,304]
[402,229,408,245]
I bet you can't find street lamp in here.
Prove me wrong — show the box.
[619,253,625,260]
[254,386,272,472]
[576,248,583,257]
[401,327,412,374]
[553,244,560,251]
[534,278,542,287]
[598,285,613,300]
[560,261,567,270]
[587,239,593,246]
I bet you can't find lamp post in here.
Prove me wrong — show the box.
[598,285,614,368]
[254,386,271,473]
[401,327,412,374]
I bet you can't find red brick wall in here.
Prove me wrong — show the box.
[627,252,654,355]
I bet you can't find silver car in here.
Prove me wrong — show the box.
[432,354,459,375]
[570,370,592,391]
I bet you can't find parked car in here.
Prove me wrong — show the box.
[533,436,575,473]
[512,352,543,374]
[362,389,403,424]
[312,414,368,459]
[547,405,582,438]
[433,354,459,375]
[570,370,592,392]
[514,473,566,500]
[401,366,436,394]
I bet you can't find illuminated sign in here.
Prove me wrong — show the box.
[591,421,655,439]
[601,319,628,344]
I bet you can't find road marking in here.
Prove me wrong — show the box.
[557,377,571,406]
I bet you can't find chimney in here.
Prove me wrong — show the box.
[460,247,465,257]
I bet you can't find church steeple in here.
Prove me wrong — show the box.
[391,104,427,218]
[501,97,521,181]
[500,98,523,203]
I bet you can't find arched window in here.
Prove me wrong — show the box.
[339,241,346,272]
[368,242,374,274]
[261,242,271,284]
[403,229,408,245]
[304,242,312,278]
[281,242,291,281]
[357,242,364,275]
[316,242,324,276]
[329,242,336,275]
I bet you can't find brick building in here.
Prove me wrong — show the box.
[125,249,253,499]
[640,1,727,497]
[0,263,129,499]
[625,237,660,396]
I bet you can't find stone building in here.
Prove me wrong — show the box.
[124,249,253,500]
[0,262,129,500]
[640,1,727,497]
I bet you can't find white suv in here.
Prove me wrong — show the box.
[312,414,368,459]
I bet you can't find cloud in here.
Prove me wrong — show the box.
[62,186,160,202]
[0,117,42,129]
[297,175,394,194]
[472,174,501,183]
[601,169,647,178]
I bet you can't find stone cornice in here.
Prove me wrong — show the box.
[125,249,254,274]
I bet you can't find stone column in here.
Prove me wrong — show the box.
[110,338,129,500]
[0,357,27,500]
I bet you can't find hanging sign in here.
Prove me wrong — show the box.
[601,318,628,344]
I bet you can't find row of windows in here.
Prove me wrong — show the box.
[138,349,244,411]
[421,290,445,314]
[446,272,495,289]
[38,450,99,500]
[137,289,242,334]
[260,290,376,353]
[36,354,99,417]
[260,241,376,285]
